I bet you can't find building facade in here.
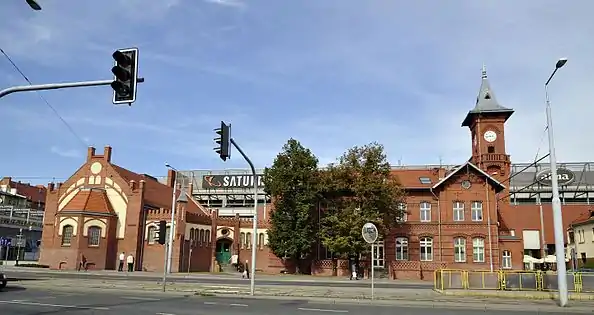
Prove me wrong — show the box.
[38,69,594,279]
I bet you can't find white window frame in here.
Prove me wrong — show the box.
[471,201,483,222]
[420,237,433,261]
[373,241,385,268]
[397,203,408,222]
[453,201,464,222]
[395,237,408,261]
[473,238,485,262]
[502,250,512,269]
[420,202,431,222]
[454,237,466,262]
[148,226,157,244]
[88,226,101,247]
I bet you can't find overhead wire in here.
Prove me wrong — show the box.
[0,48,88,147]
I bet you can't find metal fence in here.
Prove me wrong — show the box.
[434,269,594,293]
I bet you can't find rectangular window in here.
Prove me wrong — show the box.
[87,226,101,246]
[61,225,73,246]
[420,202,431,222]
[420,237,433,261]
[453,201,464,222]
[473,238,485,262]
[454,238,466,262]
[419,177,432,184]
[502,250,512,269]
[395,237,408,261]
[471,201,483,221]
[397,203,408,222]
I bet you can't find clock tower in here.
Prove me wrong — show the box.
[462,65,514,183]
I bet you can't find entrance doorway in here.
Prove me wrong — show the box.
[215,238,232,265]
[372,241,385,268]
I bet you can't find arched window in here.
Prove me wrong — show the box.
[61,225,74,246]
[395,237,408,260]
[454,237,466,262]
[189,228,195,241]
[246,232,252,249]
[88,226,101,246]
[472,238,485,262]
[240,232,246,249]
[199,229,204,243]
[419,237,433,261]
[258,233,265,249]
[148,226,157,244]
[205,230,210,244]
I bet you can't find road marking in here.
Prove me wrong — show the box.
[298,308,348,313]
[230,303,248,307]
[0,300,109,310]
[156,313,176,315]
[122,296,160,301]
[204,301,218,305]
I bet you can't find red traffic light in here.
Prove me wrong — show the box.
[112,50,132,67]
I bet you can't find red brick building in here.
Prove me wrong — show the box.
[38,69,594,278]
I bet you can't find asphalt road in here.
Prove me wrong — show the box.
[6,270,432,289]
[0,285,571,315]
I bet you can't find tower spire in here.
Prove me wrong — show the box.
[481,63,487,79]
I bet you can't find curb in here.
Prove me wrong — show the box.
[435,289,594,301]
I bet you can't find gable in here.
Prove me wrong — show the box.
[432,162,505,193]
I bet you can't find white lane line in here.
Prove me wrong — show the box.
[156,313,176,315]
[0,300,109,310]
[298,308,349,313]
[229,303,248,307]
[204,301,218,305]
[122,296,160,301]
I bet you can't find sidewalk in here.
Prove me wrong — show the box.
[1,265,426,285]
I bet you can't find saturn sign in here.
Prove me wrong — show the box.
[535,167,575,186]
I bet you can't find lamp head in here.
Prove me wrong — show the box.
[556,58,568,69]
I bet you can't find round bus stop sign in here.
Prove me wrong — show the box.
[361,222,378,244]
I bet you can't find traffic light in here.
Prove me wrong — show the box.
[213,121,231,161]
[111,48,139,105]
[156,220,167,245]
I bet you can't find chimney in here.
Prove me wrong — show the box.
[188,182,193,194]
[47,183,55,191]
[167,169,176,188]
[87,147,96,161]
[139,180,145,191]
[104,146,112,163]
[129,180,137,191]
[56,182,63,190]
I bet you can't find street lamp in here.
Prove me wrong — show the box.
[26,0,42,10]
[164,163,178,274]
[544,57,568,307]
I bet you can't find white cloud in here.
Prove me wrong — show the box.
[50,146,82,158]
[203,0,245,8]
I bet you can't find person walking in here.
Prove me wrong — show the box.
[118,252,125,272]
[126,253,134,272]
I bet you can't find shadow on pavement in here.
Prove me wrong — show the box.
[1,285,27,292]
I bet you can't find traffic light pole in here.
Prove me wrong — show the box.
[0,78,145,99]
[229,138,258,296]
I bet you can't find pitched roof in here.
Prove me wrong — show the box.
[61,188,114,215]
[431,161,506,192]
[111,164,172,208]
[461,65,514,127]
[390,169,439,189]
[570,210,594,227]
[0,177,47,206]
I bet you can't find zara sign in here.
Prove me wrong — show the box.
[535,167,576,186]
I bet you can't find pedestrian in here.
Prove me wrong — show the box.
[242,260,250,279]
[127,253,134,272]
[118,252,125,272]
[82,254,88,272]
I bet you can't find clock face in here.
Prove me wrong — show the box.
[483,130,497,143]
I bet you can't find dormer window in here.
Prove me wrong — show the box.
[484,92,491,99]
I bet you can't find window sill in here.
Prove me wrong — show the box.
[88,245,99,248]
[61,244,71,247]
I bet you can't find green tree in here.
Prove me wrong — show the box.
[319,142,406,258]
[263,139,320,273]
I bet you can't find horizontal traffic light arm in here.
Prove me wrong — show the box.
[0,78,145,99]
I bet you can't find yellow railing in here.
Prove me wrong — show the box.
[434,269,593,293]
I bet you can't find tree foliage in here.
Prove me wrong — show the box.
[263,139,319,265]
[319,143,406,256]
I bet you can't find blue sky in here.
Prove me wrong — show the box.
[1,0,593,184]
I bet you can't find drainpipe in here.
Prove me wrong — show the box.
[430,188,442,261]
[485,183,494,272]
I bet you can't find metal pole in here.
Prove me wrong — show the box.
[188,248,192,274]
[167,174,178,273]
[162,243,168,292]
[545,75,568,307]
[371,242,375,300]
[0,78,144,99]
[230,138,258,296]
